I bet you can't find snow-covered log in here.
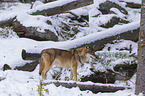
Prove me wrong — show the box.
[0,18,14,27]
[92,27,139,51]
[43,80,131,93]
[12,20,58,41]
[30,0,93,16]
[14,61,39,72]
[21,27,139,61]
[22,49,41,61]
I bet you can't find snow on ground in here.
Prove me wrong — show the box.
[0,66,139,96]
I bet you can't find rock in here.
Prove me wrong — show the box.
[100,16,129,28]
[3,64,11,71]
[99,1,128,15]
[0,77,6,81]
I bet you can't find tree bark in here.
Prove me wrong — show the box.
[135,0,145,94]
[44,80,130,93]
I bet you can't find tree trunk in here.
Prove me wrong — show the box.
[135,0,145,94]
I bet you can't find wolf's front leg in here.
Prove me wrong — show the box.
[71,59,78,82]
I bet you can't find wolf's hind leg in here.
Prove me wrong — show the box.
[39,58,44,76]
[41,53,53,80]
[69,70,73,80]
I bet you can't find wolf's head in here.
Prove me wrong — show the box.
[77,45,96,58]
[84,45,96,58]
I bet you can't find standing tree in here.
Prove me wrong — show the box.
[135,0,145,94]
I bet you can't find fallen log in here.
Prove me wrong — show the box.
[22,49,41,60]
[43,80,131,93]
[21,27,139,61]
[0,17,15,27]
[92,27,139,51]
[30,0,93,16]
[126,2,141,9]
[0,0,93,27]
[14,61,39,71]
[12,21,58,41]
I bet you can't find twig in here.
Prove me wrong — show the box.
[103,74,108,84]
[110,69,126,77]
[54,68,63,80]
[68,12,89,26]
[30,2,34,9]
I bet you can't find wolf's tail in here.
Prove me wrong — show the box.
[39,58,44,76]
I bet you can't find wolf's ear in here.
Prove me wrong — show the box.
[85,45,90,49]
